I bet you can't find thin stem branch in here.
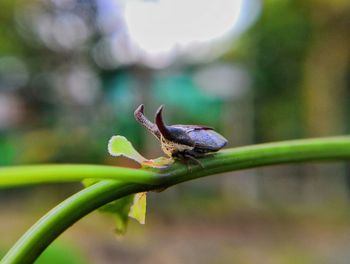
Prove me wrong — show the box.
[1,181,147,264]
[161,136,350,186]
[0,164,160,187]
[1,136,350,264]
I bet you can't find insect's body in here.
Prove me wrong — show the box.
[134,104,228,162]
[160,135,194,157]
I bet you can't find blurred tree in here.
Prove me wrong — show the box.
[301,0,350,202]
[225,0,350,203]
[247,0,312,142]
[302,0,350,137]
[0,0,27,55]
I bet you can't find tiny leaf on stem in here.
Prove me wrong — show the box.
[108,135,173,168]
[106,135,154,234]
[99,195,134,235]
[108,135,147,164]
[105,135,174,234]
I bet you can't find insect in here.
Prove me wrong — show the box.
[134,104,228,166]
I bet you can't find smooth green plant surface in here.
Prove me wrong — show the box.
[1,136,350,264]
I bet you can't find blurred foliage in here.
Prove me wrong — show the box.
[0,241,86,264]
[237,0,313,141]
[0,0,348,161]
[252,1,311,140]
[35,241,87,264]
[0,0,25,55]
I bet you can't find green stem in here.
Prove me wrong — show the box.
[161,136,350,186]
[0,164,160,187]
[1,181,147,264]
[2,136,350,264]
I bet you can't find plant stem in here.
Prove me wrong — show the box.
[0,164,160,187]
[1,181,148,264]
[161,136,350,186]
[2,136,350,264]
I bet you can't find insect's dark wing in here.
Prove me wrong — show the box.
[169,125,227,151]
[172,125,214,131]
[188,130,228,152]
[167,126,195,146]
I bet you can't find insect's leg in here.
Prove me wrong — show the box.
[172,152,192,171]
[183,154,204,169]
[173,151,204,169]
[183,149,205,168]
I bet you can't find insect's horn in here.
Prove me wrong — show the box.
[134,104,161,139]
[155,105,172,140]
[134,104,144,115]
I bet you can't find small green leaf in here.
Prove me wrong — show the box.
[129,192,147,224]
[99,192,147,234]
[104,135,170,234]
[108,135,173,169]
[108,136,147,164]
[99,195,134,235]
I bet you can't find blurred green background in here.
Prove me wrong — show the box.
[1,0,350,263]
